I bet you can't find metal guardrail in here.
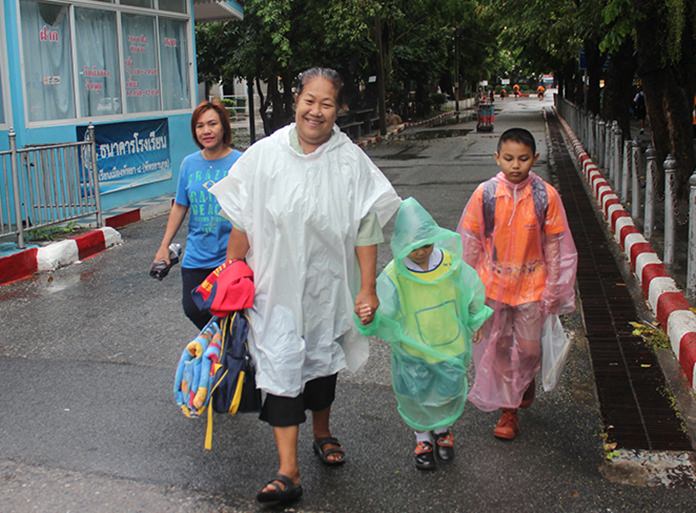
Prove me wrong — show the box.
[0,125,102,249]
[555,96,696,299]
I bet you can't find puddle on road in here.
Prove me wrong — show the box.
[372,144,426,160]
[401,128,473,140]
[376,152,425,160]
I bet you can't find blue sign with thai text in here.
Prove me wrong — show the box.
[77,118,172,195]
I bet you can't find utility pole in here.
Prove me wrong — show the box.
[247,77,256,144]
[375,16,387,136]
[454,27,460,121]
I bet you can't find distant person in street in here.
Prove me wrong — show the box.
[512,83,520,99]
[457,128,577,440]
[153,100,242,330]
[489,89,495,103]
[210,67,400,505]
[633,87,646,134]
[500,88,508,99]
[356,198,491,470]
[536,84,545,100]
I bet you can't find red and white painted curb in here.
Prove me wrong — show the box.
[0,227,121,285]
[0,197,174,285]
[555,111,696,390]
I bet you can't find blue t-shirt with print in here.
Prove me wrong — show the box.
[175,150,242,269]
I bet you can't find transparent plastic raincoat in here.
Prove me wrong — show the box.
[209,124,400,397]
[358,198,492,431]
[457,172,577,411]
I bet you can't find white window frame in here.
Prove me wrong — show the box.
[0,2,14,129]
[16,0,194,128]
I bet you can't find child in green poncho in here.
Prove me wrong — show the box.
[356,198,492,470]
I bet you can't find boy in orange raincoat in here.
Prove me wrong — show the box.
[457,128,577,440]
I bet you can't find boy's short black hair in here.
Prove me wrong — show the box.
[497,128,536,154]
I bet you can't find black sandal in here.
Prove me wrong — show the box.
[312,436,346,466]
[256,474,303,505]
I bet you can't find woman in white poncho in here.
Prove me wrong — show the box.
[209,68,400,505]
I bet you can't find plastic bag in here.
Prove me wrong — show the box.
[541,314,571,391]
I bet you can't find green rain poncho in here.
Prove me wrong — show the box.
[357,198,492,431]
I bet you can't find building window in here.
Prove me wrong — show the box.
[75,8,122,116]
[0,62,5,123]
[159,18,189,110]
[158,0,186,14]
[122,13,161,113]
[120,0,153,8]
[20,0,76,122]
[19,1,192,124]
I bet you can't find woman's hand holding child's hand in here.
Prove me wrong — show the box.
[355,289,379,325]
[472,329,482,344]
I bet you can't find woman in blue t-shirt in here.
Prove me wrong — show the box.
[153,100,242,329]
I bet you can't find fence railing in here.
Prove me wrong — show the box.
[209,94,260,121]
[555,96,696,299]
[0,125,102,249]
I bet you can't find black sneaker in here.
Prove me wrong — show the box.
[414,441,436,470]
[433,430,455,462]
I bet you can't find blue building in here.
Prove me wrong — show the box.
[0,0,242,212]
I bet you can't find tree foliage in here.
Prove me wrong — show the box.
[490,0,695,197]
[196,0,694,195]
[195,0,498,134]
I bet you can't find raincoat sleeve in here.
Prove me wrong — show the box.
[355,211,384,246]
[457,185,485,269]
[460,263,492,332]
[355,151,401,227]
[208,148,256,233]
[541,187,578,314]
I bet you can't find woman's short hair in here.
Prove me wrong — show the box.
[295,67,344,106]
[190,100,232,149]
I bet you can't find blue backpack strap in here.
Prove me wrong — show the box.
[482,177,548,238]
[530,176,549,229]
[482,179,497,239]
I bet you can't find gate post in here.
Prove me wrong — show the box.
[631,140,640,219]
[644,145,656,240]
[87,124,103,227]
[687,169,696,300]
[663,154,676,266]
[9,128,24,249]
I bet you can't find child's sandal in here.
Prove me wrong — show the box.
[433,430,455,462]
[414,441,436,470]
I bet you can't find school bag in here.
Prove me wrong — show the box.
[173,311,261,450]
[482,176,548,238]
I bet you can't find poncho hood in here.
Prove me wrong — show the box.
[391,197,462,280]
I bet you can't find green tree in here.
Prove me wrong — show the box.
[195,1,497,134]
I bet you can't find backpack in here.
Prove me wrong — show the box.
[173,312,261,450]
[482,176,549,239]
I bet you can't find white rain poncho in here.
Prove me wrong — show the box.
[209,124,400,397]
[457,172,577,411]
[358,198,492,431]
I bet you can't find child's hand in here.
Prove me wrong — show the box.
[357,303,374,324]
[541,291,558,315]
